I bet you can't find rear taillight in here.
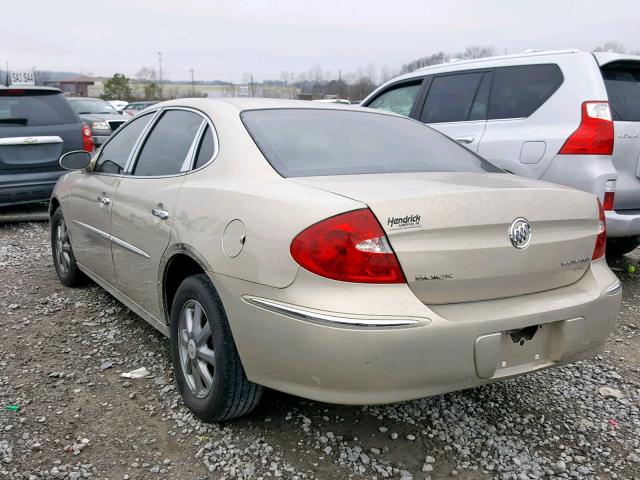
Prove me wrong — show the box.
[559,101,614,155]
[81,124,94,153]
[603,179,616,211]
[592,198,607,260]
[290,209,406,283]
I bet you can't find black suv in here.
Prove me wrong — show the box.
[0,86,90,206]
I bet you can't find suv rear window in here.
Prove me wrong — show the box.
[601,61,640,122]
[488,64,563,119]
[241,109,501,177]
[420,72,487,123]
[0,90,79,126]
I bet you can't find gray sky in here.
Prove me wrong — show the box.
[3,0,639,83]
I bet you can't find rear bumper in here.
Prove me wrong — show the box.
[605,209,640,238]
[0,170,64,206]
[214,260,621,405]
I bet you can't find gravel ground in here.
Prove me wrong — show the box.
[0,221,639,480]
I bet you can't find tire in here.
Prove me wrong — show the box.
[606,236,640,259]
[170,274,263,422]
[50,208,87,287]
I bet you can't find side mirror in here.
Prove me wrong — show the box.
[60,150,92,171]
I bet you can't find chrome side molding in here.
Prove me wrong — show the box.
[242,295,426,328]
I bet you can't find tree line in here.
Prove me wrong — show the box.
[99,41,638,102]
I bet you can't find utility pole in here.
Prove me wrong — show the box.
[250,74,254,97]
[158,52,163,83]
[338,69,342,98]
[190,68,195,96]
[290,73,295,99]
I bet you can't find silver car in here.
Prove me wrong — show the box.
[50,99,621,421]
[362,49,640,257]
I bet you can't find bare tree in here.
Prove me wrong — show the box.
[136,67,157,83]
[459,45,495,59]
[400,52,449,74]
[594,41,626,53]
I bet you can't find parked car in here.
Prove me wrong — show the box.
[50,99,620,421]
[122,101,158,117]
[362,49,640,257]
[108,100,129,112]
[0,86,90,206]
[67,97,128,146]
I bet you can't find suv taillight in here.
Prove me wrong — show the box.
[603,179,616,211]
[290,209,406,283]
[559,101,614,155]
[81,124,94,153]
[592,199,607,260]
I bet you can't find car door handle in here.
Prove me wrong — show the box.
[97,196,111,206]
[151,208,169,220]
[454,136,475,144]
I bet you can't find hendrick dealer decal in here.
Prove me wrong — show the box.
[387,214,421,231]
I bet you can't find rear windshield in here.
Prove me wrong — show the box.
[241,109,500,177]
[0,90,79,126]
[601,61,640,122]
[70,99,118,115]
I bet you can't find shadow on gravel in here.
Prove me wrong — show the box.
[0,203,49,224]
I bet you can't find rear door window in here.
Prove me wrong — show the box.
[366,82,422,116]
[601,61,640,122]
[194,125,216,169]
[94,113,153,174]
[488,64,563,119]
[420,72,485,123]
[0,90,78,127]
[132,109,204,176]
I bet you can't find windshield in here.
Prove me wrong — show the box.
[241,109,501,177]
[0,90,79,126]
[70,99,118,115]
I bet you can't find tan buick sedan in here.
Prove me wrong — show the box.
[50,99,621,422]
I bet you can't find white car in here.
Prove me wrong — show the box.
[107,100,129,112]
[362,49,640,257]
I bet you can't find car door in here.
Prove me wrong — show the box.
[416,70,491,153]
[109,108,206,319]
[66,112,155,283]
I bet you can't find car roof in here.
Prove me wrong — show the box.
[379,49,583,85]
[592,51,640,66]
[162,97,375,113]
[0,85,62,93]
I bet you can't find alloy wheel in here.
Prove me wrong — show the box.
[178,299,216,398]
[55,220,71,275]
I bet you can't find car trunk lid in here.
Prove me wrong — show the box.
[293,172,599,304]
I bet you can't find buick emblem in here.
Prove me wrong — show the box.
[509,218,531,249]
[23,137,38,144]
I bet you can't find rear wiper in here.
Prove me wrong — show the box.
[0,118,28,125]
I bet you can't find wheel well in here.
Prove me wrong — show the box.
[163,253,205,320]
[49,197,60,217]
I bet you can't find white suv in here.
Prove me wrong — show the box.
[362,49,640,256]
